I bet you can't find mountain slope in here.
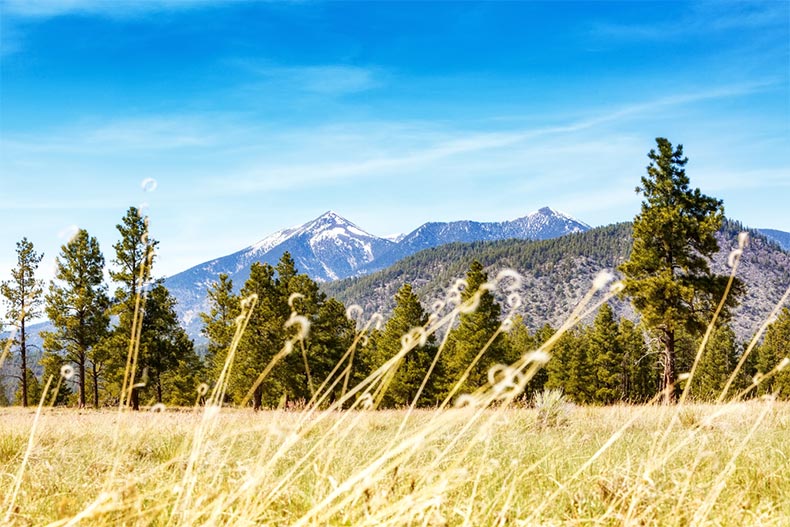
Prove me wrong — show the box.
[165,207,589,336]
[323,221,790,342]
[758,229,790,251]
[367,206,590,271]
[165,211,393,334]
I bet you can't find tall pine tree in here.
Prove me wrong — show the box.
[200,273,240,385]
[139,282,197,404]
[1,238,44,407]
[109,206,158,410]
[589,303,623,404]
[619,138,740,403]
[370,283,438,408]
[442,261,506,397]
[691,322,739,401]
[42,229,110,408]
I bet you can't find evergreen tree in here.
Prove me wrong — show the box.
[139,283,197,404]
[619,138,741,403]
[108,206,158,410]
[564,328,594,404]
[275,256,323,401]
[110,207,158,306]
[617,320,655,402]
[691,323,739,401]
[306,297,357,403]
[589,303,623,404]
[42,229,110,408]
[39,352,72,406]
[15,368,41,406]
[442,261,506,396]
[370,284,438,408]
[2,238,44,407]
[0,381,10,406]
[504,316,545,396]
[755,308,790,398]
[545,329,574,395]
[200,273,240,384]
[236,262,282,409]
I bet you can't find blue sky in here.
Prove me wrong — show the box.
[1,0,788,282]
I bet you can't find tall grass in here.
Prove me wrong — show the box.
[1,223,789,526]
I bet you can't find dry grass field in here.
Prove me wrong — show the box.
[1,401,789,526]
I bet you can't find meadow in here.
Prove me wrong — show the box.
[2,216,788,526]
[1,400,789,526]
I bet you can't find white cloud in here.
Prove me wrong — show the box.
[234,63,383,96]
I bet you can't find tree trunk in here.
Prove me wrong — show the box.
[92,364,100,408]
[131,387,140,411]
[78,357,86,408]
[156,374,163,404]
[662,330,676,404]
[253,385,262,411]
[20,318,27,407]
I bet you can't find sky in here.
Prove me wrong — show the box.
[1,0,788,283]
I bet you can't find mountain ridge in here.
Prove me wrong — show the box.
[164,207,590,335]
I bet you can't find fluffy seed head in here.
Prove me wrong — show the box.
[593,270,615,291]
[288,292,304,309]
[141,177,158,192]
[738,231,749,249]
[346,304,363,320]
[495,269,523,292]
[285,314,310,340]
[727,249,743,268]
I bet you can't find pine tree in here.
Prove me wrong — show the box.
[691,323,739,401]
[109,206,158,410]
[619,138,741,403]
[15,368,42,406]
[39,352,72,406]
[200,273,240,384]
[617,320,655,402]
[755,307,790,398]
[1,238,44,407]
[42,229,110,408]
[589,303,623,404]
[504,316,545,396]
[544,326,595,404]
[0,381,10,406]
[236,262,282,409]
[370,284,438,408]
[306,297,356,404]
[563,328,594,404]
[138,283,197,404]
[442,261,506,396]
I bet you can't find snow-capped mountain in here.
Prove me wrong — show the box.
[365,207,590,271]
[165,207,589,337]
[165,211,395,333]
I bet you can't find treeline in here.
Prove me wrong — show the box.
[1,207,198,409]
[2,214,790,408]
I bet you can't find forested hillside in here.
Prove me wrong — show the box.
[324,220,790,342]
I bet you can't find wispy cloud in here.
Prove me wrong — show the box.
[234,62,383,96]
[218,81,780,193]
[590,1,788,42]
[1,0,218,19]
[1,116,220,155]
